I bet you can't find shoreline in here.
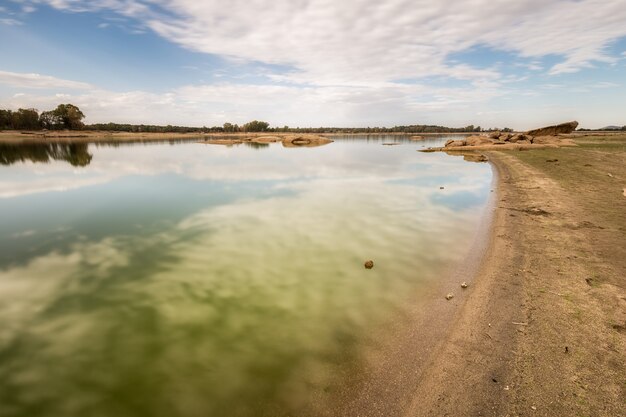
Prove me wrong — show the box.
[0,130,473,145]
[404,136,625,416]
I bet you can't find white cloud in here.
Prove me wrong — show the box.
[0,72,505,126]
[27,0,626,83]
[0,18,22,25]
[0,70,93,90]
[591,81,619,88]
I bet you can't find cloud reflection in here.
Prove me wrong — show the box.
[0,137,491,416]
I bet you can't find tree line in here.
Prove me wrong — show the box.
[1,103,524,133]
[0,104,85,130]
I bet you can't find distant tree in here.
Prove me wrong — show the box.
[52,104,85,130]
[0,109,12,130]
[39,110,63,130]
[223,122,235,132]
[242,120,269,132]
[11,108,40,130]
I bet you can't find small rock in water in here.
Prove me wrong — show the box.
[461,282,468,289]
[364,260,374,269]
[440,186,445,190]
[445,293,454,300]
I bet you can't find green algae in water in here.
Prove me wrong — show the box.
[0,137,491,416]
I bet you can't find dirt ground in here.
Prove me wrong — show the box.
[405,134,625,416]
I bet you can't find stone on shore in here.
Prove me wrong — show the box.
[282,135,333,148]
[465,135,493,146]
[444,139,467,147]
[364,260,374,269]
[527,121,578,137]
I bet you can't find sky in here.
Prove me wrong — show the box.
[0,0,625,129]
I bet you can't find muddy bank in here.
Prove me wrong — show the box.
[405,134,625,416]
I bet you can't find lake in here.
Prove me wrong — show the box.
[0,136,492,417]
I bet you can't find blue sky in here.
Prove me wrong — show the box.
[1,0,625,129]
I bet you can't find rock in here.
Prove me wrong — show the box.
[282,135,333,148]
[251,136,281,143]
[440,186,444,189]
[364,260,374,269]
[382,142,401,146]
[546,159,559,163]
[203,139,243,145]
[532,135,558,144]
[444,139,466,147]
[488,131,501,139]
[461,282,468,288]
[411,135,424,140]
[465,135,493,146]
[499,132,512,141]
[464,153,488,163]
[445,293,454,300]
[509,133,529,143]
[527,121,578,136]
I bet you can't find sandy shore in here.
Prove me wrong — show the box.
[405,134,626,416]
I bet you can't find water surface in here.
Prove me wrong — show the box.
[0,136,491,416]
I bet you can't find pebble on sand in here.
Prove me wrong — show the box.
[364,260,374,269]
[446,293,454,300]
[461,282,468,288]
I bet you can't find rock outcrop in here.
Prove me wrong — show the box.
[201,134,333,148]
[433,121,579,152]
[526,121,578,137]
[281,135,333,148]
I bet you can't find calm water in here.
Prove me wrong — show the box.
[0,136,491,417]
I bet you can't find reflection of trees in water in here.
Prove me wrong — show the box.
[243,141,269,149]
[0,143,92,167]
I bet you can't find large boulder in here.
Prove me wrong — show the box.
[527,121,578,137]
[488,131,501,139]
[465,135,493,146]
[508,133,529,143]
[282,135,333,148]
[444,139,467,147]
[532,135,559,144]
